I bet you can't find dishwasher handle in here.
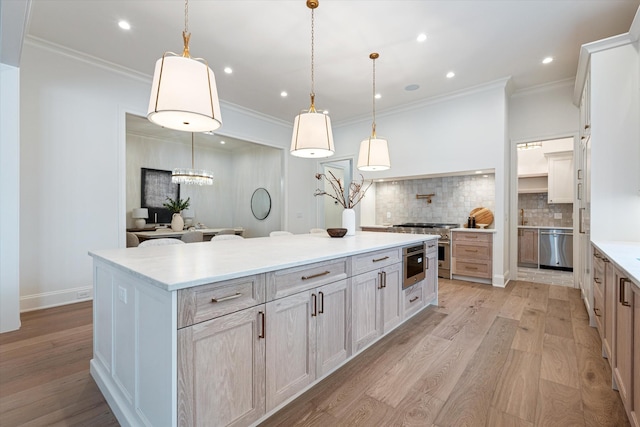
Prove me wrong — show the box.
[540,231,573,236]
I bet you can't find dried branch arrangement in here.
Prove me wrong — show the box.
[314,171,371,209]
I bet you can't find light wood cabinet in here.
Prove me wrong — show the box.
[352,261,402,353]
[452,231,493,282]
[546,151,574,204]
[632,287,640,427]
[178,305,266,427]
[424,241,437,303]
[518,228,539,267]
[613,266,634,411]
[592,247,614,360]
[265,279,349,411]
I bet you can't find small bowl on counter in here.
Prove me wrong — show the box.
[327,228,348,238]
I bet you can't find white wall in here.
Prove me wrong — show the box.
[590,42,640,242]
[18,40,308,311]
[333,82,510,286]
[0,64,22,332]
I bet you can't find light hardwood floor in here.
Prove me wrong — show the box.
[0,279,629,426]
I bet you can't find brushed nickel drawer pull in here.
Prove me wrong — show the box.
[465,266,479,271]
[409,296,419,303]
[302,270,330,281]
[594,307,601,317]
[382,271,387,288]
[211,292,242,303]
[378,272,383,289]
[258,311,265,339]
[465,249,479,253]
[373,256,390,263]
[319,291,324,314]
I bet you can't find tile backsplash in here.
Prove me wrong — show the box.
[375,174,495,226]
[518,193,573,227]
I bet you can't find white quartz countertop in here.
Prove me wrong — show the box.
[451,228,497,234]
[518,226,573,230]
[89,232,438,292]
[591,240,640,289]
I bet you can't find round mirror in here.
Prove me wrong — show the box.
[251,188,271,220]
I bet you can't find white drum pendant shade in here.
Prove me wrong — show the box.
[290,111,335,158]
[357,137,390,171]
[148,55,222,133]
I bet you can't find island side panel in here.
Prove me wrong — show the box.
[91,259,177,427]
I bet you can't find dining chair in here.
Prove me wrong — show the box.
[270,231,293,237]
[211,234,244,241]
[138,238,186,247]
[181,231,204,243]
[217,229,236,235]
[126,232,140,247]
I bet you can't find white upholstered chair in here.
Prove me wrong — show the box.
[138,238,186,247]
[211,234,244,241]
[269,231,293,237]
[217,228,236,235]
[126,232,140,247]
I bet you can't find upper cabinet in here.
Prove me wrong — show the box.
[546,151,574,204]
[580,70,591,139]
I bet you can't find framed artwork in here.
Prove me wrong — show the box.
[141,168,180,224]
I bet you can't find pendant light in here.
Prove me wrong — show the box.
[147,0,222,133]
[172,133,214,186]
[290,0,335,158]
[357,53,391,171]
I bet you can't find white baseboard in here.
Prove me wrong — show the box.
[20,286,93,312]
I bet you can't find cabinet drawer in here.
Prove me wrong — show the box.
[453,242,492,260]
[178,274,266,328]
[266,258,348,300]
[452,259,492,279]
[351,247,401,276]
[453,232,492,243]
[403,281,424,317]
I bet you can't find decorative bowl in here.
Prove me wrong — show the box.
[327,228,348,238]
[477,223,488,229]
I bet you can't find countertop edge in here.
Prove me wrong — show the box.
[451,228,497,234]
[592,240,640,289]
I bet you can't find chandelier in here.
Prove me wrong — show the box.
[172,133,214,186]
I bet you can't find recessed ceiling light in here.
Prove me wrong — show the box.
[203,131,214,135]
[483,175,488,178]
[405,84,420,91]
[224,67,233,74]
[475,170,482,174]
[446,71,455,79]
[375,93,381,99]
[542,57,553,64]
[118,20,131,30]
[280,91,288,97]
[322,110,329,114]
[220,140,226,145]
[416,33,427,42]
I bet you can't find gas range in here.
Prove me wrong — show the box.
[391,223,459,241]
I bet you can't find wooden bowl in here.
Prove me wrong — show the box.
[327,228,348,238]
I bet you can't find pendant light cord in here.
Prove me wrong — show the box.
[184,0,189,33]
[191,133,195,169]
[309,6,316,111]
[370,53,379,137]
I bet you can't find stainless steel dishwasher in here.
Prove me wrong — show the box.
[539,228,573,271]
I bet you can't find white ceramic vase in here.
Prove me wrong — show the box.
[342,208,356,236]
[171,213,184,231]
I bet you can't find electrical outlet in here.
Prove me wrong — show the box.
[554,213,562,219]
[76,290,90,299]
[386,212,391,219]
[118,286,128,304]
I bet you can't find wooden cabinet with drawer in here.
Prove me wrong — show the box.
[451,231,493,282]
[266,257,348,300]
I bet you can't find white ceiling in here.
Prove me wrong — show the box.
[26,0,639,125]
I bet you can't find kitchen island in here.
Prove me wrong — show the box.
[89,232,438,427]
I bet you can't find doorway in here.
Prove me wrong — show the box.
[514,137,576,287]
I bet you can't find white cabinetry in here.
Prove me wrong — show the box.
[546,151,574,204]
[424,240,437,303]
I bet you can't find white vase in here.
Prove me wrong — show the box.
[342,208,356,236]
[171,213,184,231]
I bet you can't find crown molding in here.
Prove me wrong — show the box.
[511,78,575,98]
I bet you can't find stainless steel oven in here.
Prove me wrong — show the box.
[393,223,457,279]
[403,244,426,289]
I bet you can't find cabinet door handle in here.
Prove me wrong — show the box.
[409,296,419,303]
[594,307,601,317]
[426,256,429,270]
[577,183,582,200]
[577,169,583,180]
[378,272,383,289]
[619,278,631,306]
[594,252,602,259]
[211,292,242,303]
[258,311,265,339]
[311,293,317,316]
[382,271,387,288]
[302,270,330,281]
[594,277,601,284]
[578,208,585,234]
[318,291,324,314]
[373,256,389,263]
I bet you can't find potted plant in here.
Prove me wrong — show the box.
[163,197,190,231]
[314,172,371,236]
